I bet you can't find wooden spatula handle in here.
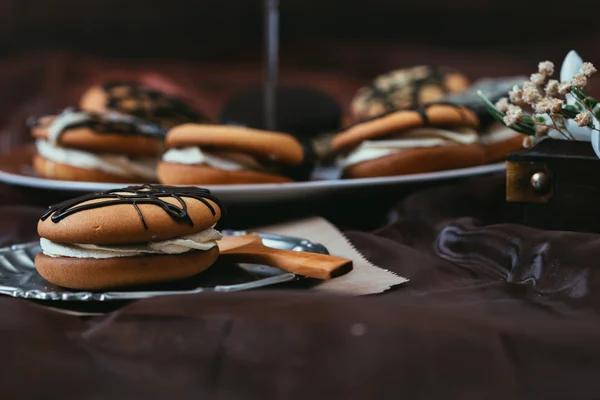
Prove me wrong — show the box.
[221,243,352,280]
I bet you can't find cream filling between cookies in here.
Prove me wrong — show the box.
[40,228,223,259]
[36,140,157,180]
[338,127,479,168]
[48,110,91,144]
[162,146,265,171]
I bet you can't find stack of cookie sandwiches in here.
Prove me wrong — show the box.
[29,80,208,183]
[332,103,485,178]
[342,66,528,170]
[26,70,527,185]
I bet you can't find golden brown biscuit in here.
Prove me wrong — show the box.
[157,162,293,185]
[33,154,149,183]
[36,185,225,290]
[351,66,470,122]
[342,144,485,178]
[30,112,164,157]
[35,247,219,290]
[166,124,305,165]
[332,104,479,151]
[80,82,207,128]
[38,185,223,245]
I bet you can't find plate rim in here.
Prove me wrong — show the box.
[0,160,506,192]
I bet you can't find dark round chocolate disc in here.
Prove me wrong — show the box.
[219,85,342,138]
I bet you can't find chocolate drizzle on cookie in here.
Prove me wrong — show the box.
[362,66,462,116]
[41,184,224,230]
[411,66,448,106]
[102,82,207,127]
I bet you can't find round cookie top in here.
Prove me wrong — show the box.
[80,81,208,128]
[165,124,305,166]
[331,104,479,151]
[30,109,166,157]
[38,184,224,245]
[219,86,342,137]
[351,65,469,122]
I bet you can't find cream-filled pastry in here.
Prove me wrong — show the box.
[29,108,166,183]
[157,124,305,185]
[332,104,486,178]
[35,184,224,289]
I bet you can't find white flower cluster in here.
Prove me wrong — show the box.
[493,60,597,147]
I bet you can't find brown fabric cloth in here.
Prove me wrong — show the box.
[3,173,600,399]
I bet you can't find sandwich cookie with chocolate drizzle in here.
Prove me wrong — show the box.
[80,81,208,128]
[36,184,225,290]
[29,108,166,183]
[331,103,485,178]
[157,124,305,185]
[351,65,470,122]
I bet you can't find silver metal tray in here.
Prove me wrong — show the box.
[0,230,328,302]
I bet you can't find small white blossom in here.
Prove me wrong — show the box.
[582,62,597,77]
[535,98,552,114]
[571,73,588,88]
[550,98,564,113]
[509,86,525,106]
[545,80,560,96]
[495,97,510,112]
[522,135,536,148]
[574,111,591,127]
[503,104,523,126]
[522,81,542,105]
[535,124,549,137]
[530,73,546,86]
[558,81,573,94]
[538,61,555,77]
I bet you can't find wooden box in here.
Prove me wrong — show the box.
[506,139,600,233]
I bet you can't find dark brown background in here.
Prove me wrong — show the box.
[1,0,599,70]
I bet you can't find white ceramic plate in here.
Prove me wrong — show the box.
[0,146,505,204]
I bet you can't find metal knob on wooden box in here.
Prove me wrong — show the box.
[506,139,599,233]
